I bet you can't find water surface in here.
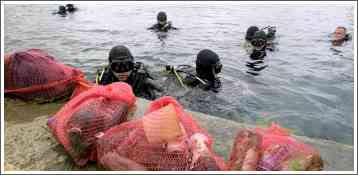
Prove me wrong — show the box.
[4,4,355,144]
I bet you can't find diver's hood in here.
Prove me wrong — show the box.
[196,49,221,81]
[245,26,260,41]
[157,12,167,22]
[108,45,134,63]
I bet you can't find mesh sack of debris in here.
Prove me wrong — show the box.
[227,123,323,171]
[97,96,227,171]
[5,49,89,102]
[47,82,136,166]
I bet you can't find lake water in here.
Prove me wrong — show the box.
[4,4,355,145]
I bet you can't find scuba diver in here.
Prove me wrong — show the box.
[164,49,222,93]
[66,4,78,13]
[245,25,277,51]
[331,26,350,46]
[148,11,178,32]
[248,30,267,60]
[54,5,67,16]
[96,45,162,100]
[245,26,273,76]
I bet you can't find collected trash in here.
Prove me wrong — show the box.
[47,82,136,166]
[4,49,90,102]
[97,96,227,171]
[228,123,323,171]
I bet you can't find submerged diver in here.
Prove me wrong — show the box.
[66,4,78,13]
[148,11,178,32]
[96,45,162,100]
[165,49,222,93]
[331,26,350,46]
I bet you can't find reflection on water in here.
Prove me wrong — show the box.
[4,4,354,145]
[156,32,168,47]
[246,60,268,76]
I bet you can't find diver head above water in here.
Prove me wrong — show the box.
[246,25,276,43]
[196,49,222,88]
[163,49,222,92]
[249,30,267,60]
[108,45,135,81]
[251,30,267,50]
[66,4,77,13]
[97,45,162,100]
[157,11,168,26]
[332,26,350,46]
[57,5,67,15]
[245,26,260,41]
[148,11,177,32]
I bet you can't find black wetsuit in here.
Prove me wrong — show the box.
[246,44,268,75]
[67,7,77,13]
[96,62,162,100]
[170,65,222,93]
[148,22,177,32]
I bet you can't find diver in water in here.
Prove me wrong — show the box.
[54,5,67,16]
[246,30,269,76]
[66,4,78,13]
[96,45,162,100]
[165,49,222,93]
[245,25,277,51]
[148,11,178,32]
[331,26,350,46]
[249,30,267,60]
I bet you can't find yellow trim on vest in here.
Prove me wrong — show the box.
[96,67,105,85]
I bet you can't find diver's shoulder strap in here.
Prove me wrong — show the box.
[96,66,107,85]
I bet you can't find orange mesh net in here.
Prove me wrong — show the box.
[47,82,136,166]
[4,49,89,101]
[97,96,227,171]
[228,123,323,171]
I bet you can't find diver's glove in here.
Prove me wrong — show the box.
[131,63,162,100]
[211,78,222,93]
[165,65,175,72]
[130,68,147,94]
[201,78,222,93]
[161,21,172,30]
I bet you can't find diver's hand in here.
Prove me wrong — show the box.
[146,79,163,92]
[161,21,172,30]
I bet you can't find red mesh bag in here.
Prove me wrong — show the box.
[4,49,89,101]
[228,123,323,171]
[47,82,136,166]
[97,96,227,171]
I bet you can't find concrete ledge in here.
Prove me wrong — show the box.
[4,98,354,171]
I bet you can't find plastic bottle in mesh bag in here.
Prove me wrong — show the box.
[47,82,136,166]
[227,129,262,171]
[97,96,227,171]
[5,49,89,102]
[228,123,323,171]
[255,123,323,171]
